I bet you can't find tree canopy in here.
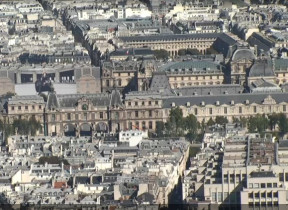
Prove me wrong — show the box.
[153,49,169,60]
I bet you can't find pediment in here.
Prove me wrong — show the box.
[262,95,276,105]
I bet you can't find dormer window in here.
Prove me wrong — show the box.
[82,104,88,110]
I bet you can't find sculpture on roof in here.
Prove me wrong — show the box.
[35,72,53,94]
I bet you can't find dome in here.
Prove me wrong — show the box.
[231,48,256,61]
[249,60,274,77]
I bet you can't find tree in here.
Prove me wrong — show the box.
[178,49,186,56]
[278,113,288,136]
[206,118,215,127]
[186,48,200,55]
[12,117,42,136]
[184,114,198,141]
[153,49,169,60]
[29,116,42,136]
[168,107,184,136]
[268,113,279,131]
[206,46,218,55]
[248,114,269,134]
[215,116,228,125]
[155,121,165,137]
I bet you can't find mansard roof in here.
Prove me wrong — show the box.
[231,48,256,62]
[249,59,274,77]
[162,92,288,108]
[8,95,45,105]
[119,33,223,42]
[54,93,110,108]
[162,60,223,73]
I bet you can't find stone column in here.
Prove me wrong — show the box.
[55,71,60,83]
[16,73,21,84]
[32,73,37,83]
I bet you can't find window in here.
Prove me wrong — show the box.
[106,80,110,87]
[248,193,253,199]
[11,106,14,111]
[135,102,138,106]
[18,106,21,110]
[149,110,152,117]
[128,102,131,106]
[273,183,277,188]
[149,121,153,129]
[32,105,34,110]
[224,107,227,114]
[67,113,71,120]
[267,183,272,188]
[218,192,222,202]
[273,192,278,198]
[142,101,145,106]
[254,183,259,188]
[254,106,257,113]
[118,80,122,86]
[39,105,42,109]
[128,122,132,130]
[51,114,56,122]
[280,173,284,181]
[83,113,87,121]
[155,101,158,105]
[135,111,138,118]
[254,192,260,198]
[224,175,228,183]
[261,192,265,198]
[100,112,103,119]
[115,112,119,120]
[194,108,198,115]
[261,183,266,188]
[209,108,212,115]
[142,121,146,130]
[149,101,152,106]
[284,105,286,112]
[212,192,217,202]
[239,107,242,114]
[135,121,139,129]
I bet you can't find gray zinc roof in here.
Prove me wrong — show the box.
[162,92,288,108]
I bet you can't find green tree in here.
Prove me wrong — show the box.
[206,46,218,55]
[178,49,186,56]
[184,114,198,141]
[186,48,201,55]
[206,118,215,127]
[268,113,279,131]
[248,114,269,134]
[166,107,184,136]
[155,121,165,137]
[153,49,169,60]
[278,113,288,136]
[215,116,228,125]
[29,116,42,136]
[12,117,42,136]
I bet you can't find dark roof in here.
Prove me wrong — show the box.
[162,92,288,108]
[149,71,171,91]
[56,94,110,108]
[231,48,256,61]
[174,84,243,96]
[250,171,275,178]
[110,89,123,107]
[278,140,288,148]
[119,33,223,42]
[249,60,274,77]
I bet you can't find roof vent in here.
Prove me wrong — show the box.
[208,91,213,95]
[216,101,220,106]
[245,100,249,105]
[201,101,205,106]
[193,92,198,96]
[172,102,175,107]
[231,100,234,105]
[186,102,190,107]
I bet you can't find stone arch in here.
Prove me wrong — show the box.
[64,123,76,136]
[80,123,92,136]
[95,122,108,133]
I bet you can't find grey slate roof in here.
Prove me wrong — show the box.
[174,85,243,96]
[162,92,288,108]
[119,33,223,42]
[231,48,256,61]
[149,71,171,91]
[56,94,110,108]
[249,59,274,77]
